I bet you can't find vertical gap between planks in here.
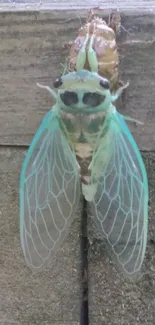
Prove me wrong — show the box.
[80,198,89,325]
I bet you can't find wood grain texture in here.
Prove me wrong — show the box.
[0,148,81,325]
[0,0,155,12]
[0,11,155,149]
[88,153,155,325]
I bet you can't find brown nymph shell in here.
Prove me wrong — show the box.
[65,8,124,93]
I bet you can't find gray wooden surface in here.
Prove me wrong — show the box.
[0,148,81,324]
[0,5,155,325]
[0,11,82,325]
[0,12,155,150]
[0,0,155,12]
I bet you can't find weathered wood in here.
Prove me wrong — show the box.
[0,1,154,12]
[0,11,155,149]
[88,153,155,325]
[0,149,81,324]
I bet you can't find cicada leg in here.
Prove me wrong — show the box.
[87,7,105,72]
[87,31,99,72]
[76,31,89,71]
[111,81,129,102]
[36,83,57,100]
[116,79,128,103]
[60,61,69,75]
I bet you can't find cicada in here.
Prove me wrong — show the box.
[64,8,125,92]
[20,69,148,277]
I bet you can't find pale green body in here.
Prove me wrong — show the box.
[50,69,128,199]
[20,69,148,278]
[60,109,104,180]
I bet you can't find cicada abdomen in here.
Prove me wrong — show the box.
[65,8,124,92]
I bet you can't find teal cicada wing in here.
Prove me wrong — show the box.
[88,111,148,277]
[20,109,81,271]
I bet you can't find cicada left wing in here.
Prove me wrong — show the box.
[20,109,81,272]
[88,112,148,277]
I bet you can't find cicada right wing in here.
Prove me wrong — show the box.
[88,112,148,278]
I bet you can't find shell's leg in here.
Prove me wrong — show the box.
[62,41,73,49]
[87,32,99,72]
[76,32,89,71]
[87,8,95,22]
[108,10,121,35]
[87,7,101,22]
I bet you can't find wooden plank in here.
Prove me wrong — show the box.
[0,12,81,146]
[0,0,155,12]
[0,11,155,150]
[0,148,81,325]
[88,153,155,325]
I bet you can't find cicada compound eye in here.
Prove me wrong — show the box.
[53,77,63,88]
[99,78,110,90]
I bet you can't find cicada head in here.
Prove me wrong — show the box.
[53,69,112,115]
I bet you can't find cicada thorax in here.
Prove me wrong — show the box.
[61,110,106,185]
[67,11,121,92]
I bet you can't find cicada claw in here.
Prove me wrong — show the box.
[36,82,57,99]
